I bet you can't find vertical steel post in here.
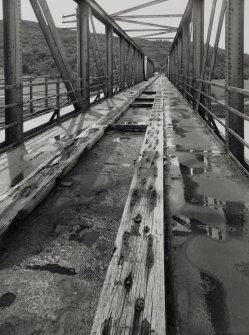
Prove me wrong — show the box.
[144,56,148,80]
[3,0,23,145]
[167,56,170,78]
[134,50,137,84]
[45,75,49,107]
[226,0,244,162]
[30,77,34,113]
[106,25,113,97]
[178,36,182,90]
[78,1,90,109]
[182,22,190,97]
[138,53,141,82]
[56,79,60,116]
[192,0,204,109]
[120,37,125,91]
[76,7,80,81]
[128,44,133,86]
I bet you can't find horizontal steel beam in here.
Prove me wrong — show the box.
[114,17,177,29]
[139,37,174,40]
[62,20,77,24]
[111,0,167,17]
[74,0,144,55]
[62,13,76,18]
[114,14,183,19]
[133,31,176,38]
[125,28,172,32]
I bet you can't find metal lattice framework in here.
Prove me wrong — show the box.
[0,0,154,151]
[167,0,249,170]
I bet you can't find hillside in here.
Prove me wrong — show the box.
[0,20,249,79]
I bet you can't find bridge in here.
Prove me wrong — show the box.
[0,0,249,334]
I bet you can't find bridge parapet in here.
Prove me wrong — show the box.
[167,0,249,171]
[1,0,154,151]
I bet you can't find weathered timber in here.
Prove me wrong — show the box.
[91,76,165,334]
[108,124,148,132]
[0,79,156,238]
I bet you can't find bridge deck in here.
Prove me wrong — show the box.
[0,77,249,334]
[165,79,249,334]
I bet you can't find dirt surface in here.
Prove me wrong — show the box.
[0,130,144,334]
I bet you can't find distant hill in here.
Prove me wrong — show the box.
[0,20,249,79]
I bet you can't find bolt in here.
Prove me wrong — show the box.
[144,226,150,233]
[134,214,142,223]
[135,298,145,311]
[124,272,133,290]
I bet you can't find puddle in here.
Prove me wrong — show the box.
[200,272,230,334]
[178,152,207,169]
[81,231,100,247]
[192,173,248,202]
[0,293,16,309]
[180,203,225,226]
[27,264,76,276]
[169,134,249,333]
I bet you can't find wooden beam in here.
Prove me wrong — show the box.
[3,0,23,145]
[111,0,167,17]
[114,17,177,30]
[30,0,84,111]
[90,77,165,335]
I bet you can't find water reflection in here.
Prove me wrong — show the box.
[173,151,246,241]
[171,150,249,334]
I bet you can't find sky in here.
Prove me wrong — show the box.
[0,0,249,53]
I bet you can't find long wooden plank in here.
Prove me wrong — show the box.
[91,77,165,334]
[0,79,156,238]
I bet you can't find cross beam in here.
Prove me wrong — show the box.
[134,31,177,38]
[111,0,167,17]
[114,14,183,19]
[114,17,177,30]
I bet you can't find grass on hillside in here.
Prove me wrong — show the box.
[0,20,249,79]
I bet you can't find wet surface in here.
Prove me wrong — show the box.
[165,81,249,335]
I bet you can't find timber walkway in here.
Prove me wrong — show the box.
[0,77,249,334]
